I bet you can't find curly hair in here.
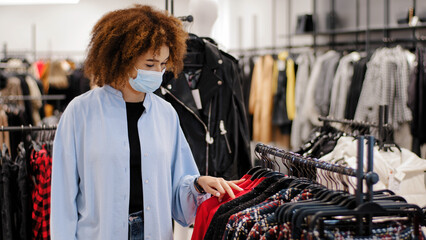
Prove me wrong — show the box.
[84,4,188,87]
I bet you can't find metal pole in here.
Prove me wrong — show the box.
[238,17,243,52]
[330,0,335,50]
[272,0,277,51]
[32,24,37,62]
[356,0,359,50]
[313,0,317,53]
[2,43,6,59]
[413,0,417,49]
[384,0,389,47]
[356,136,364,207]
[253,15,258,50]
[367,136,374,201]
[366,0,370,53]
[288,0,292,50]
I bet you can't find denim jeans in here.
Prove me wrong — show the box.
[128,210,144,240]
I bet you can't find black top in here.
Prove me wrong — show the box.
[126,101,145,214]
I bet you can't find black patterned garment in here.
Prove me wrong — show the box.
[224,188,308,240]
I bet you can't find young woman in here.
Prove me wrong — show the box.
[50,5,243,240]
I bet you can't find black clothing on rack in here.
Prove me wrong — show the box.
[126,102,145,214]
[238,56,255,139]
[344,57,367,120]
[1,144,32,240]
[272,62,292,134]
[408,47,426,154]
[157,34,251,179]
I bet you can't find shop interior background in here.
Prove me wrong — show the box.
[1,0,425,62]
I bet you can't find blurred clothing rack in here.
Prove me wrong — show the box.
[0,94,66,101]
[0,124,57,132]
[255,136,379,206]
[318,115,390,129]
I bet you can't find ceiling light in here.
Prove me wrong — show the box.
[0,0,79,5]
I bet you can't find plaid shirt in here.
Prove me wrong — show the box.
[246,189,313,240]
[224,187,303,240]
[309,224,418,240]
[31,145,52,240]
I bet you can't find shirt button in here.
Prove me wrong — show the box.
[218,59,223,64]
[124,168,127,173]
[146,206,150,211]
[122,222,126,228]
[144,153,148,157]
[217,80,223,85]
[167,84,172,90]
[145,179,149,184]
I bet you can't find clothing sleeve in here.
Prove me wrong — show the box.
[171,112,210,227]
[50,101,79,240]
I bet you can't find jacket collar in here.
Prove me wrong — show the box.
[203,41,223,70]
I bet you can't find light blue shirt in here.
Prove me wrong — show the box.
[50,85,206,240]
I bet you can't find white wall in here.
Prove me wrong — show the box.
[1,0,426,62]
[218,0,426,53]
[0,0,190,62]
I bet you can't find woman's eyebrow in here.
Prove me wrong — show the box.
[146,57,169,62]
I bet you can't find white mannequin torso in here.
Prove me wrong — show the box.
[188,0,219,37]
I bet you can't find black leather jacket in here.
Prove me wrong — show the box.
[156,38,251,179]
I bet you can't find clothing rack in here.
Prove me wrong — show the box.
[0,94,66,101]
[255,139,424,238]
[319,105,395,151]
[0,124,57,132]
[255,136,379,206]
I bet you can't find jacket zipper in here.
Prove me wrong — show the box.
[219,120,232,154]
[161,86,213,174]
[161,86,213,143]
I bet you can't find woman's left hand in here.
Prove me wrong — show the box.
[196,176,246,202]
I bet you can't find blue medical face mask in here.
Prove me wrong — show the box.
[128,68,166,93]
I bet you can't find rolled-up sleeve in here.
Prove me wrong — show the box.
[50,101,79,240]
[171,113,209,227]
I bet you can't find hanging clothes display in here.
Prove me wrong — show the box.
[291,50,315,149]
[354,46,414,128]
[291,50,340,149]
[191,140,425,240]
[408,46,426,155]
[157,34,251,179]
[328,52,361,120]
[0,127,55,240]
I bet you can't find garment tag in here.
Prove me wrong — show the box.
[278,60,286,71]
[394,171,405,182]
[191,89,202,110]
[388,170,401,192]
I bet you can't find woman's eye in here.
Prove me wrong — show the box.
[146,64,154,68]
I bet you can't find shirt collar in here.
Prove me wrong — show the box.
[103,84,152,113]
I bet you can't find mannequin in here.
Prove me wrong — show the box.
[188,0,219,37]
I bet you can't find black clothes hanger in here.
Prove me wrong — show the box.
[244,166,262,176]
[184,33,205,69]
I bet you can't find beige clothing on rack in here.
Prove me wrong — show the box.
[0,109,10,151]
[25,76,43,126]
[0,76,25,110]
[249,55,275,143]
